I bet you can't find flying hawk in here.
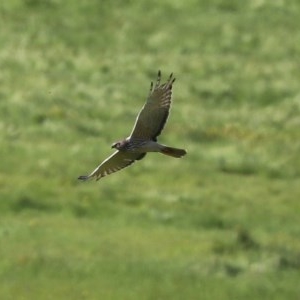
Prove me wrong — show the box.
[78,70,187,181]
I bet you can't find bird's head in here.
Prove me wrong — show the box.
[111,142,119,149]
[112,138,130,150]
[111,140,124,150]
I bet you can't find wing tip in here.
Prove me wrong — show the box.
[169,72,175,84]
[155,70,175,88]
[78,175,90,181]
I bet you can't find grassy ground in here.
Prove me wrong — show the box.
[1,0,300,299]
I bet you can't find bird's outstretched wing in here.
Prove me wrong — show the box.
[78,151,146,181]
[130,71,175,141]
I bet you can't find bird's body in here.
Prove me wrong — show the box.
[78,71,187,181]
[112,138,185,156]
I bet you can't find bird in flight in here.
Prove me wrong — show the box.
[78,70,187,181]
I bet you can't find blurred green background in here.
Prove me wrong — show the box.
[1,0,300,299]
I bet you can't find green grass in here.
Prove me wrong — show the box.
[1,0,300,299]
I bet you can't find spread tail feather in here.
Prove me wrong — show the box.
[160,146,187,158]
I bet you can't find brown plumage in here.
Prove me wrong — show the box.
[78,70,187,181]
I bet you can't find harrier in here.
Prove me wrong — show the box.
[78,70,187,181]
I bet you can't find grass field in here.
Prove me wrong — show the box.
[1,0,300,299]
